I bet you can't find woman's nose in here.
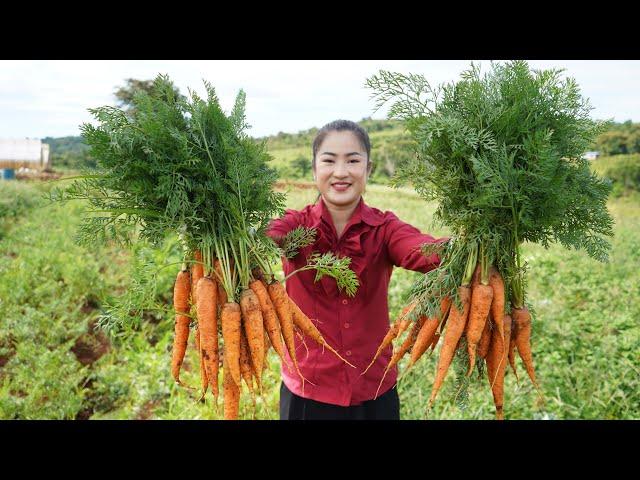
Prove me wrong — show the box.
[333,161,348,177]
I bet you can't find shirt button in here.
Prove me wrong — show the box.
[344,323,350,329]
[346,350,352,356]
[342,299,348,305]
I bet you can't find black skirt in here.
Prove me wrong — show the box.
[279,382,400,420]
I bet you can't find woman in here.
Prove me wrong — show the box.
[267,120,445,420]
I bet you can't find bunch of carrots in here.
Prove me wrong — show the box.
[365,61,614,419]
[364,250,539,420]
[171,251,356,420]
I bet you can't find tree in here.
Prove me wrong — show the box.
[291,155,311,179]
[114,78,184,116]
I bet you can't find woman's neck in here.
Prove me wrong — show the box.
[322,196,361,238]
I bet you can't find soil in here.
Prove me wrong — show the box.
[15,170,63,181]
[70,319,111,366]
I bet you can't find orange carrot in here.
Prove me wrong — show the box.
[196,327,208,401]
[465,271,493,376]
[239,328,255,405]
[488,266,506,349]
[477,315,493,360]
[512,307,540,391]
[407,315,440,369]
[289,298,356,368]
[429,286,471,408]
[373,314,432,400]
[250,279,287,366]
[508,317,519,382]
[240,288,265,391]
[430,296,452,352]
[295,328,310,360]
[485,313,509,420]
[223,351,240,420]
[221,302,242,388]
[391,315,428,370]
[266,280,313,390]
[171,268,191,387]
[262,330,271,374]
[196,276,219,403]
[191,251,206,399]
[361,303,416,376]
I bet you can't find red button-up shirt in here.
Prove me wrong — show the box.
[267,196,444,406]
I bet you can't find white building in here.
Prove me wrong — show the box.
[582,151,600,161]
[0,138,51,170]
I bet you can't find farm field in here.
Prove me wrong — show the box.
[0,177,638,420]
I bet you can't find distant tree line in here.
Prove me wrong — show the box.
[42,76,639,176]
[592,120,640,155]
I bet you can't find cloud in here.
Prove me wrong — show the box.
[1,60,639,139]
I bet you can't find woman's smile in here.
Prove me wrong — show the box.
[331,181,352,192]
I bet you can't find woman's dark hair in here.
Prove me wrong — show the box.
[311,119,371,169]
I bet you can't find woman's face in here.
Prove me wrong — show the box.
[313,130,370,209]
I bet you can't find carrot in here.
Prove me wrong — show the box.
[191,251,207,400]
[391,315,428,371]
[428,286,471,408]
[295,328,310,360]
[239,289,265,389]
[171,268,191,387]
[239,328,256,406]
[289,298,356,368]
[430,296,452,352]
[196,276,219,403]
[407,315,440,369]
[485,313,509,420]
[191,250,204,306]
[512,307,540,391]
[488,266,506,350]
[266,280,314,391]
[508,314,519,382]
[263,330,271,368]
[374,313,432,399]
[221,302,242,388]
[477,315,493,360]
[249,279,287,366]
[223,351,240,420]
[465,272,493,376]
[196,327,208,401]
[361,303,416,376]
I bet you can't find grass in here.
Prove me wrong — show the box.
[0,178,638,420]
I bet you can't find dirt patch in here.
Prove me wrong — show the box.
[15,170,63,181]
[0,336,17,368]
[81,297,100,315]
[71,320,111,366]
[0,350,15,368]
[136,400,159,420]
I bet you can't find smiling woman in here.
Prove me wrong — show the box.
[266,119,448,420]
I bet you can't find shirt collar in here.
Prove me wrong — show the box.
[310,196,385,229]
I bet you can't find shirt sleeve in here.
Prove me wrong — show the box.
[266,209,303,246]
[384,213,448,273]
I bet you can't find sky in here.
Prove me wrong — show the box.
[1,60,639,139]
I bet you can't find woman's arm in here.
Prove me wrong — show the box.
[384,213,448,273]
[266,209,304,246]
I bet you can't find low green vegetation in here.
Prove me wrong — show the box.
[0,179,637,419]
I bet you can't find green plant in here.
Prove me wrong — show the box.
[366,61,615,414]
